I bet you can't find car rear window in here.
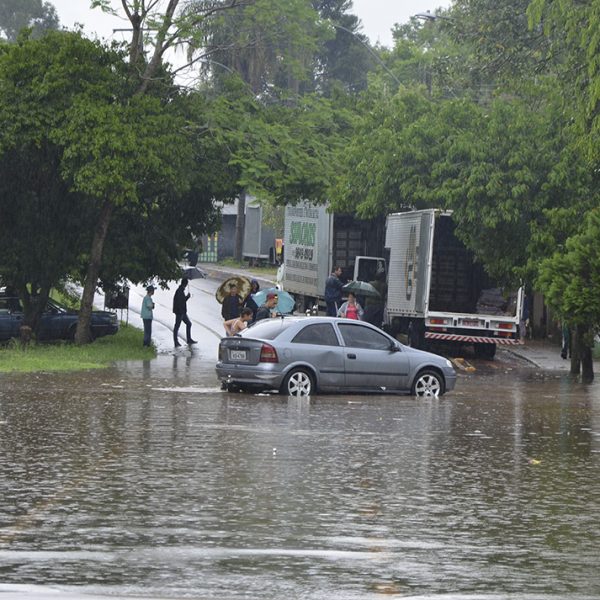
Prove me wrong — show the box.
[242,318,294,340]
[292,323,339,346]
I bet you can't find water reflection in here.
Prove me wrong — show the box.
[0,362,599,599]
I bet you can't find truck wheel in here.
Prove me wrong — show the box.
[281,368,314,397]
[474,343,496,360]
[411,369,444,397]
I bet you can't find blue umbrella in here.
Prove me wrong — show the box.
[252,287,295,314]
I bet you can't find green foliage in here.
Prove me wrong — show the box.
[537,209,600,327]
[203,76,352,204]
[55,94,192,204]
[527,0,600,162]
[0,0,59,42]
[312,0,376,94]
[330,75,592,287]
[0,31,125,317]
[0,30,221,321]
[189,0,327,95]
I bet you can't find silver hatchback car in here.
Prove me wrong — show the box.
[216,316,457,397]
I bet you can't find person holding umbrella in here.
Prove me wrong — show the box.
[255,292,279,322]
[221,283,243,321]
[173,278,197,347]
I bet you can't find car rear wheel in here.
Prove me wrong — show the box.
[411,369,444,397]
[281,368,314,397]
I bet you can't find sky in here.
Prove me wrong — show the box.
[51,0,453,48]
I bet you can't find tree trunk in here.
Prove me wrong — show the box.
[569,324,580,376]
[234,190,246,262]
[576,323,594,383]
[75,199,114,345]
[20,283,50,338]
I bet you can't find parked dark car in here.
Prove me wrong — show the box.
[216,316,457,397]
[0,295,119,342]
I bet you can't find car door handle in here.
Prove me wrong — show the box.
[347,353,356,359]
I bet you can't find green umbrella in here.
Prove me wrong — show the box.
[342,280,381,298]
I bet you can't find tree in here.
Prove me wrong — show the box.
[0,32,124,332]
[0,0,59,42]
[537,209,600,382]
[0,30,221,341]
[310,0,376,95]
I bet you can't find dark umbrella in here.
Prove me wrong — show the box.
[182,266,207,280]
[342,280,381,298]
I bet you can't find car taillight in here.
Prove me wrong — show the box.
[259,343,278,363]
[498,323,513,330]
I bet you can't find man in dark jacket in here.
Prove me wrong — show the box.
[173,278,197,347]
[221,283,242,321]
[254,292,278,322]
[243,279,260,322]
[324,266,344,317]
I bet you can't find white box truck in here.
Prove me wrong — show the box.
[385,209,523,358]
[280,202,385,312]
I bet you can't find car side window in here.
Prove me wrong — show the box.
[338,323,391,350]
[0,297,22,312]
[292,323,339,346]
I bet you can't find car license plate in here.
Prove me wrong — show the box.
[230,349,247,361]
[462,320,480,327]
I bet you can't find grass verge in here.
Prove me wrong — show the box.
[0,324,155,373]
[216,258,278,278]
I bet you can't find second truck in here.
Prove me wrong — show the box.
[281,203,523,358]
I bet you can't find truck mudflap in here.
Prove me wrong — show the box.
[425,332,524,345]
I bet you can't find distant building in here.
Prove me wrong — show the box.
[199,196,279,264]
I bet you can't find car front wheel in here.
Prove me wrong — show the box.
[411,369,444,397]
[281,368,314,397]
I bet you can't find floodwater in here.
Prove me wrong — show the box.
[0,356,599,600]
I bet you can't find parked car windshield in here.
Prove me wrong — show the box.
[242,318,294,340]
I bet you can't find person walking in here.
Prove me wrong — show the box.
[173,278,197,347]
[561,321,571,359]
[337,292,364,320]
[255,292,279,322]
[141,285,155,347]
[324,266,344,317]
[224,307,253,336]
[221,283,242,321]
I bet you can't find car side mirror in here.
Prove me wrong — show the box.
[390,342,400,352]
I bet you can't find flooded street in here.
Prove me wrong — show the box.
[1,357,599,599]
